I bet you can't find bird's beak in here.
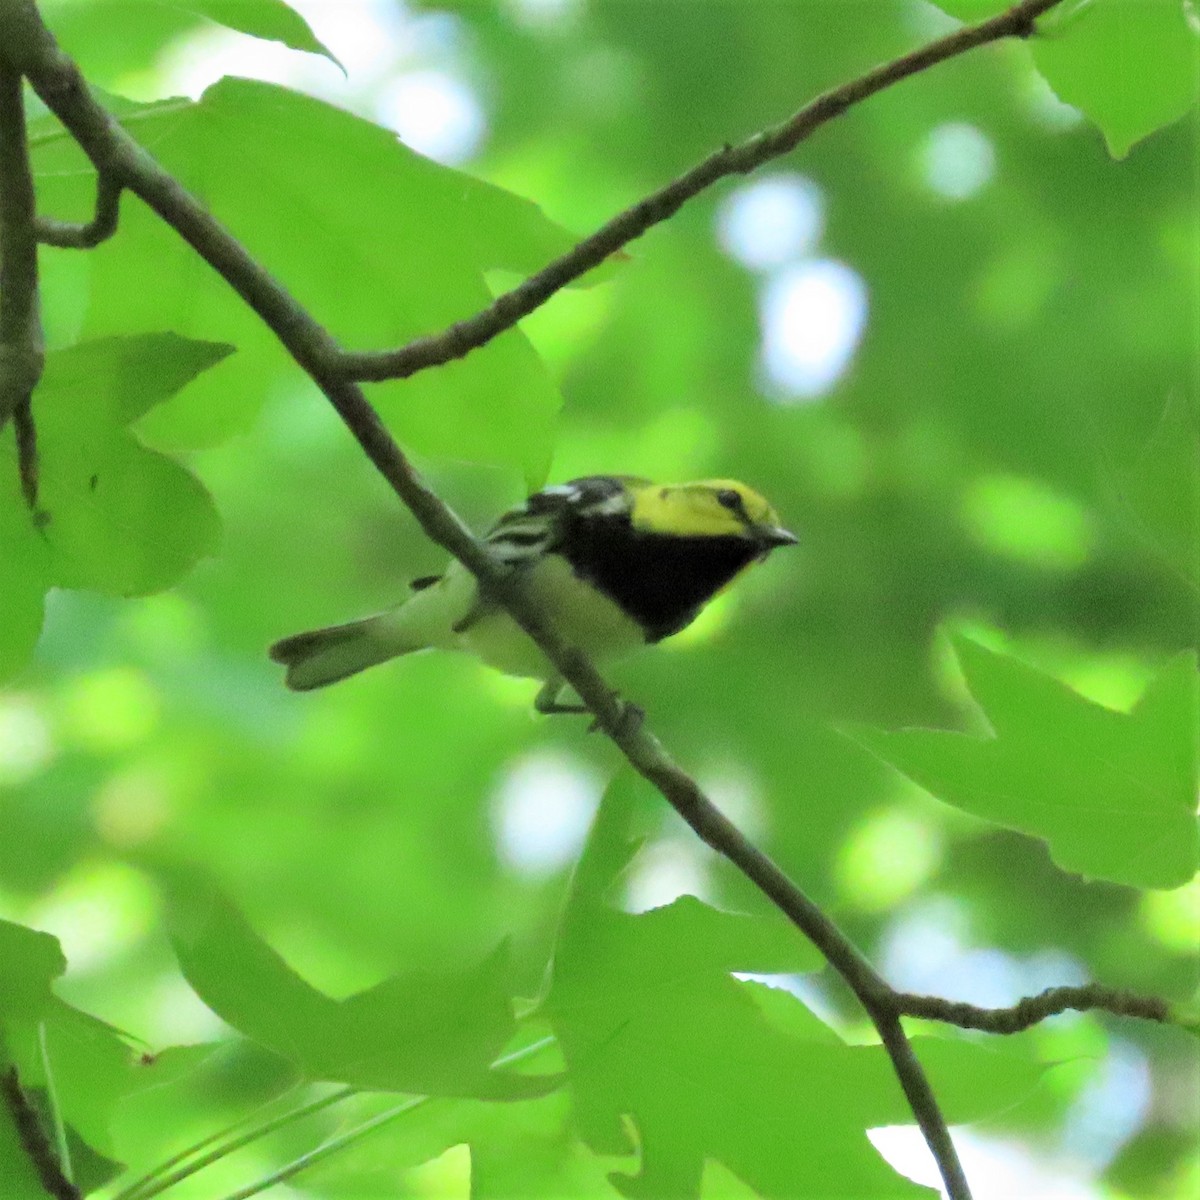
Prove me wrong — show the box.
[754,524,799,550]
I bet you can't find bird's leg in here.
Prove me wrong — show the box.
[534,677,644,737]
[534,677,589,716]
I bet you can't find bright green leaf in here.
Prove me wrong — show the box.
[0,1107,45,1200]
[6,1000,134,1161]
[166,878,541,1097]
[35,335,229,596]
[0,483,49,682]
[547,781,931,1199]
[39,0,336,87]
[850,638,1200,889]
[0,921,65,1022]
[32,79,582,486]
[1112,391,1200,590]
[1032,0,1200,158]
[166,0,338,63]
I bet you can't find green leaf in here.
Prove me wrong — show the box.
[849,638,1200,889]
[0,1104,45,1200]
[32,79,581,486]
[0,1078,125,1198]
[0,491,48,682]
[0,340,60,680]
[6,1000,134,1162]
[547,781,954,1199]
[1032,0,1200,158]
[164,0,339,63]
[39,0,336,87]
[0,932,132,1200]
[166,878,541,1097]
[34,335,229,596]
[0,921,66,1023]
[1111,390,1200,590]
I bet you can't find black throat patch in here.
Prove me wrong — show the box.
[555,512,759,642]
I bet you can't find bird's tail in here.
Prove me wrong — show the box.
[269,611,426,691]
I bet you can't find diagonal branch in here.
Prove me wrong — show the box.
[331,0,1065,383]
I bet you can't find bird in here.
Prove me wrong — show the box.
[269,475,797,713]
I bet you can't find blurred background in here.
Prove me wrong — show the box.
[4,0,1197,1196]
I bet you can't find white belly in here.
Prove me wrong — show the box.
[458,554,645,679]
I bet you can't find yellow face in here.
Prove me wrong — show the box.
[629,478,795,545]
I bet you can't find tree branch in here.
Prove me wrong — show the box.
[35,169,120,247]
[331,0,1065,383]
[11,23,974,1199]
[0,45,44,509]
[1,1066,80,1200]
[0,2,1100,1198]
[893,983,1174,1034]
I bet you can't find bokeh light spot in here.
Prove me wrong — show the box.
[835,807,943,912]
[1140,876,1200,954]
[921,121,996,201]
[1023,70,1085,133]
[962,473,1095,571]
[506,0,584,29]
[1061,1036,1152,1168]
[759,259,868,400]
[624,839,712,913]
[717,174,824,272]
[376,69,486,164]
[60,667,162,752]
[28,861,156,973]
[0,696,54,785]
[491,749,603,876]
[94,765,174,849]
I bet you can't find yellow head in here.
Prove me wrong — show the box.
[629,478,797,549]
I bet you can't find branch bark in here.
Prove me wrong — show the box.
[894,983,1174,1034]
[0,44,43,508]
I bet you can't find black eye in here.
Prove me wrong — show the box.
[716,489,743,511]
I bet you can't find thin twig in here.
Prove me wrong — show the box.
[36,1022,72,1188]
[0,45,44,513]
[332,0,1064,383]
[35,169,120,247]
[893,983,1173,1034]
[218,1096,428,1200]
[212,1038,554,1200]
[113,1085,355,1200]
[1,1066,81,1200]
[0,2,1091,1199]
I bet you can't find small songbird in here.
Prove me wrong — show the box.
[269,475,797,712]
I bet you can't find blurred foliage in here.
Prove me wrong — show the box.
[1,0,1197,1197]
